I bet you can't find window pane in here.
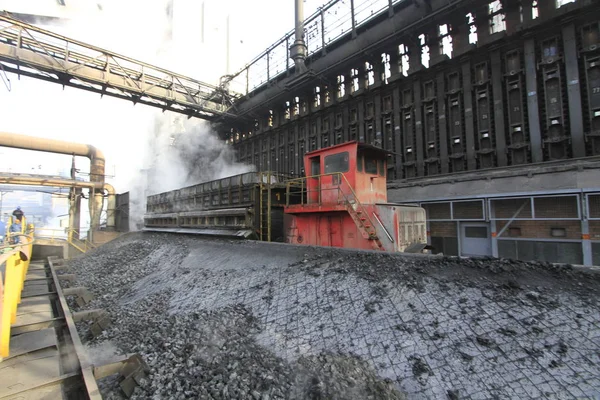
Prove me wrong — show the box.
[365,158,377,174]
[311,159,320,176]
[357,155,363,172]
[465,226,488,238]
[378,160,385,176]
[324,152,349,173]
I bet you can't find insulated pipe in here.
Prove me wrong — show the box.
[0,176,116,230]
[0,132,113,230]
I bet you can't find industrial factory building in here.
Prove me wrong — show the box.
[216,0,600,266]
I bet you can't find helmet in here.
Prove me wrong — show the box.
[16,206,21,210]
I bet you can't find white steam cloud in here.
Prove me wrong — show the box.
[0,0,268,231]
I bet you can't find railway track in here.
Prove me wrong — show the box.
[0,256,147,399]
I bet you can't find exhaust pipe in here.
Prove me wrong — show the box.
[289,0,307,74]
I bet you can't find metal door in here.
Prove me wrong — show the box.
[460,222,492,257]
[318,216,331,247]
[329,215,343,248]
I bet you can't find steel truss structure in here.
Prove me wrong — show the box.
[0,13,242,121]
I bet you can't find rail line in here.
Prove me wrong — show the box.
[1,254,148,399]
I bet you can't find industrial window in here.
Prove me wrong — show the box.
[465,226,488,238]
[311,158,320,176]
[324,152,349,174]
[357,155,363,172]
[378,160,385,176]
[364,157,378,174]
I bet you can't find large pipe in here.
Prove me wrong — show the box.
[289,0,307,73]
[0,132,113,230]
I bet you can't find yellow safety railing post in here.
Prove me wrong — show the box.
[0,222,35,358]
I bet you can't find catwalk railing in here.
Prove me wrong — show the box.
[224,0,400,95]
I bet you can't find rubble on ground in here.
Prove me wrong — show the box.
[67,232,600,399]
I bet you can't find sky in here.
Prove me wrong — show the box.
[0,0,325,189]
[0,0,326,226]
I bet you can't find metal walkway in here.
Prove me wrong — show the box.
[0,13,241,121]
[1,257,148,399]
[1,258,100,399]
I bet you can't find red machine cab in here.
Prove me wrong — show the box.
[284,141,427,252]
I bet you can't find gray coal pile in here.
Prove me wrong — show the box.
[67,232,600,399]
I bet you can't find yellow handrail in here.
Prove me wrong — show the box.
[33,228,96,253]
[1,223,34,359]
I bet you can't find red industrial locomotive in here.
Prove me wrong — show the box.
[283,141,427,252]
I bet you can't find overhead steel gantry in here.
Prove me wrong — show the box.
[0,13,243,121]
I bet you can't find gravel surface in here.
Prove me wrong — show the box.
[66,232,600,399]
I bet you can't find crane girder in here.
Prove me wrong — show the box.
[0,13,243,121]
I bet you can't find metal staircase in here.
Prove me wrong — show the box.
[339,187,385,251]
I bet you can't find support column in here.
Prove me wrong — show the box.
[491,51,508,167]
[408,41,424,75]
[436,72,449,173]
[68,187,81,242]
[413,81,425,176]
[582,194,593,266]
[582,219,592,266]
[562,24,586,159]
[462,62,477,170]
[524,39,544,163]
[392,86,403,178]
[489,200,499,257]
[503,0,521,35]
[450,13,474,57]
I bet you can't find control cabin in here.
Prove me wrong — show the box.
[284,141,427,252]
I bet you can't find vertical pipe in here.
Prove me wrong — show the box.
[350,0,357,38]
[200,1,205,43]
[320,8,326,54]
[226,14,230,75]
[290,0,307,73]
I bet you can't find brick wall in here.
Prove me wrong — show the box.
[423,203,451,220]
[492,198,533,219]
[496,220,582,240]
[590,221,600,241]
[453,201,484,219]
[429,222,457,237]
